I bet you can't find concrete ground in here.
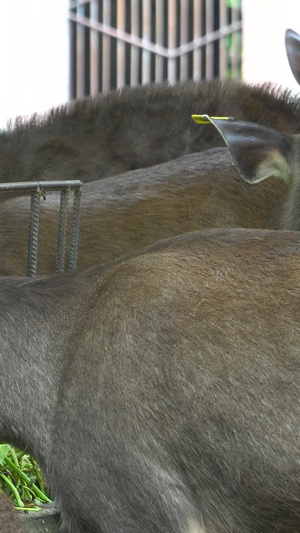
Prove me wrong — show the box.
[20,508,60,533]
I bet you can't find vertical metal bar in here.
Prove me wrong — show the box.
[76,3,86,97]
[193,0,202,80]
[231,5,241,78]
[131,0,140,85]
[56,189,70,273]
[205,0,214,79]
[219,0,228,79]
[168,0,177,82]
[103,1,111,91]
[90,0,99,94]
[142,0,151,83]
[27,189,41,277]
[117,0,126,88]
[69,187,82,271]
[155,0,164,82]
[180,0,189,80]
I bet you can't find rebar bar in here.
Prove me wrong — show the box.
[56,188,70,273]
[0,180,83,277]
[69,187,82,271]
[27,188,42,277]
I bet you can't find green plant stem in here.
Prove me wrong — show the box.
[4,457,51,503]
[9,447,20,468]
[14,506,41,512]
[0,473,24,508]
[32,457,46,494]
[21,485,31,502]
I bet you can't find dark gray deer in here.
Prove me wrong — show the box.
[286,28,300,85]
[202,108,300,230]
[172,28,299,233]
[0,28,300,188]
[0,493,24,533]
[0,29,299,276]
[1,228,300,532]
[0,147,287,276]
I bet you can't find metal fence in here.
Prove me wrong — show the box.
[69,0,242,99]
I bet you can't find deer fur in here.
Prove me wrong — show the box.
[0,493,24,533]
[1,228,300,531]
[1,79,300,191]
[0,148,287,275]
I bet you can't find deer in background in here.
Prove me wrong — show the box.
[0,147,286,276]
[0,29,299,276]
[0,29,299,190]
[0,30,298,276]
[201,88,300,230]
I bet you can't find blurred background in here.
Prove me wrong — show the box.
[0,0,299,130]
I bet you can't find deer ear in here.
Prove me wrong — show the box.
[207,118,293,185]
[285,28,300,85]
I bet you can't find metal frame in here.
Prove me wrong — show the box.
[69,0,242,97]
[0,180,83,277]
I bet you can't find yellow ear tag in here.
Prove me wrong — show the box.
[191,114,232,124]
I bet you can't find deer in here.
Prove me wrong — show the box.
[199,105,300,231]
[1,27,300,533]
[285,28,300,85]
[0,29,299,276]
[0,493,24,532]
[0,30,299,192]
[0,147,287,276]
[1,227,300,532]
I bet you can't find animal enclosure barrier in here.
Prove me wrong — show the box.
[0,181,82,277]
[69,0,242,98]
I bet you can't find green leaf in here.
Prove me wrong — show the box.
[0,444,11,465]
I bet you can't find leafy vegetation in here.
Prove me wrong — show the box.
[0,444,51,511]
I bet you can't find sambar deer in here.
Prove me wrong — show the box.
[202,107,300,230]
[1,227,300,532]
[0,29,299,189]
[0,493,24,532]
[0,29,300,276]
[0,147,286,276]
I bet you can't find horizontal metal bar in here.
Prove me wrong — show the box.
[0,180,82,192]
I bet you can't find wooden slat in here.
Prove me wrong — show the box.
[142,0,151,84]
[117,0,126,88]
[205,0,214,78]
[155,0,164,82]
[193,0,202,80]
[102,1,111,91]
[130,0,140,85]
[219,0,228,79]
[90,0,99,94]
[231,5,241,78]
[180,0,189,80]
[168,0,177,82]
[76,4,86,97]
